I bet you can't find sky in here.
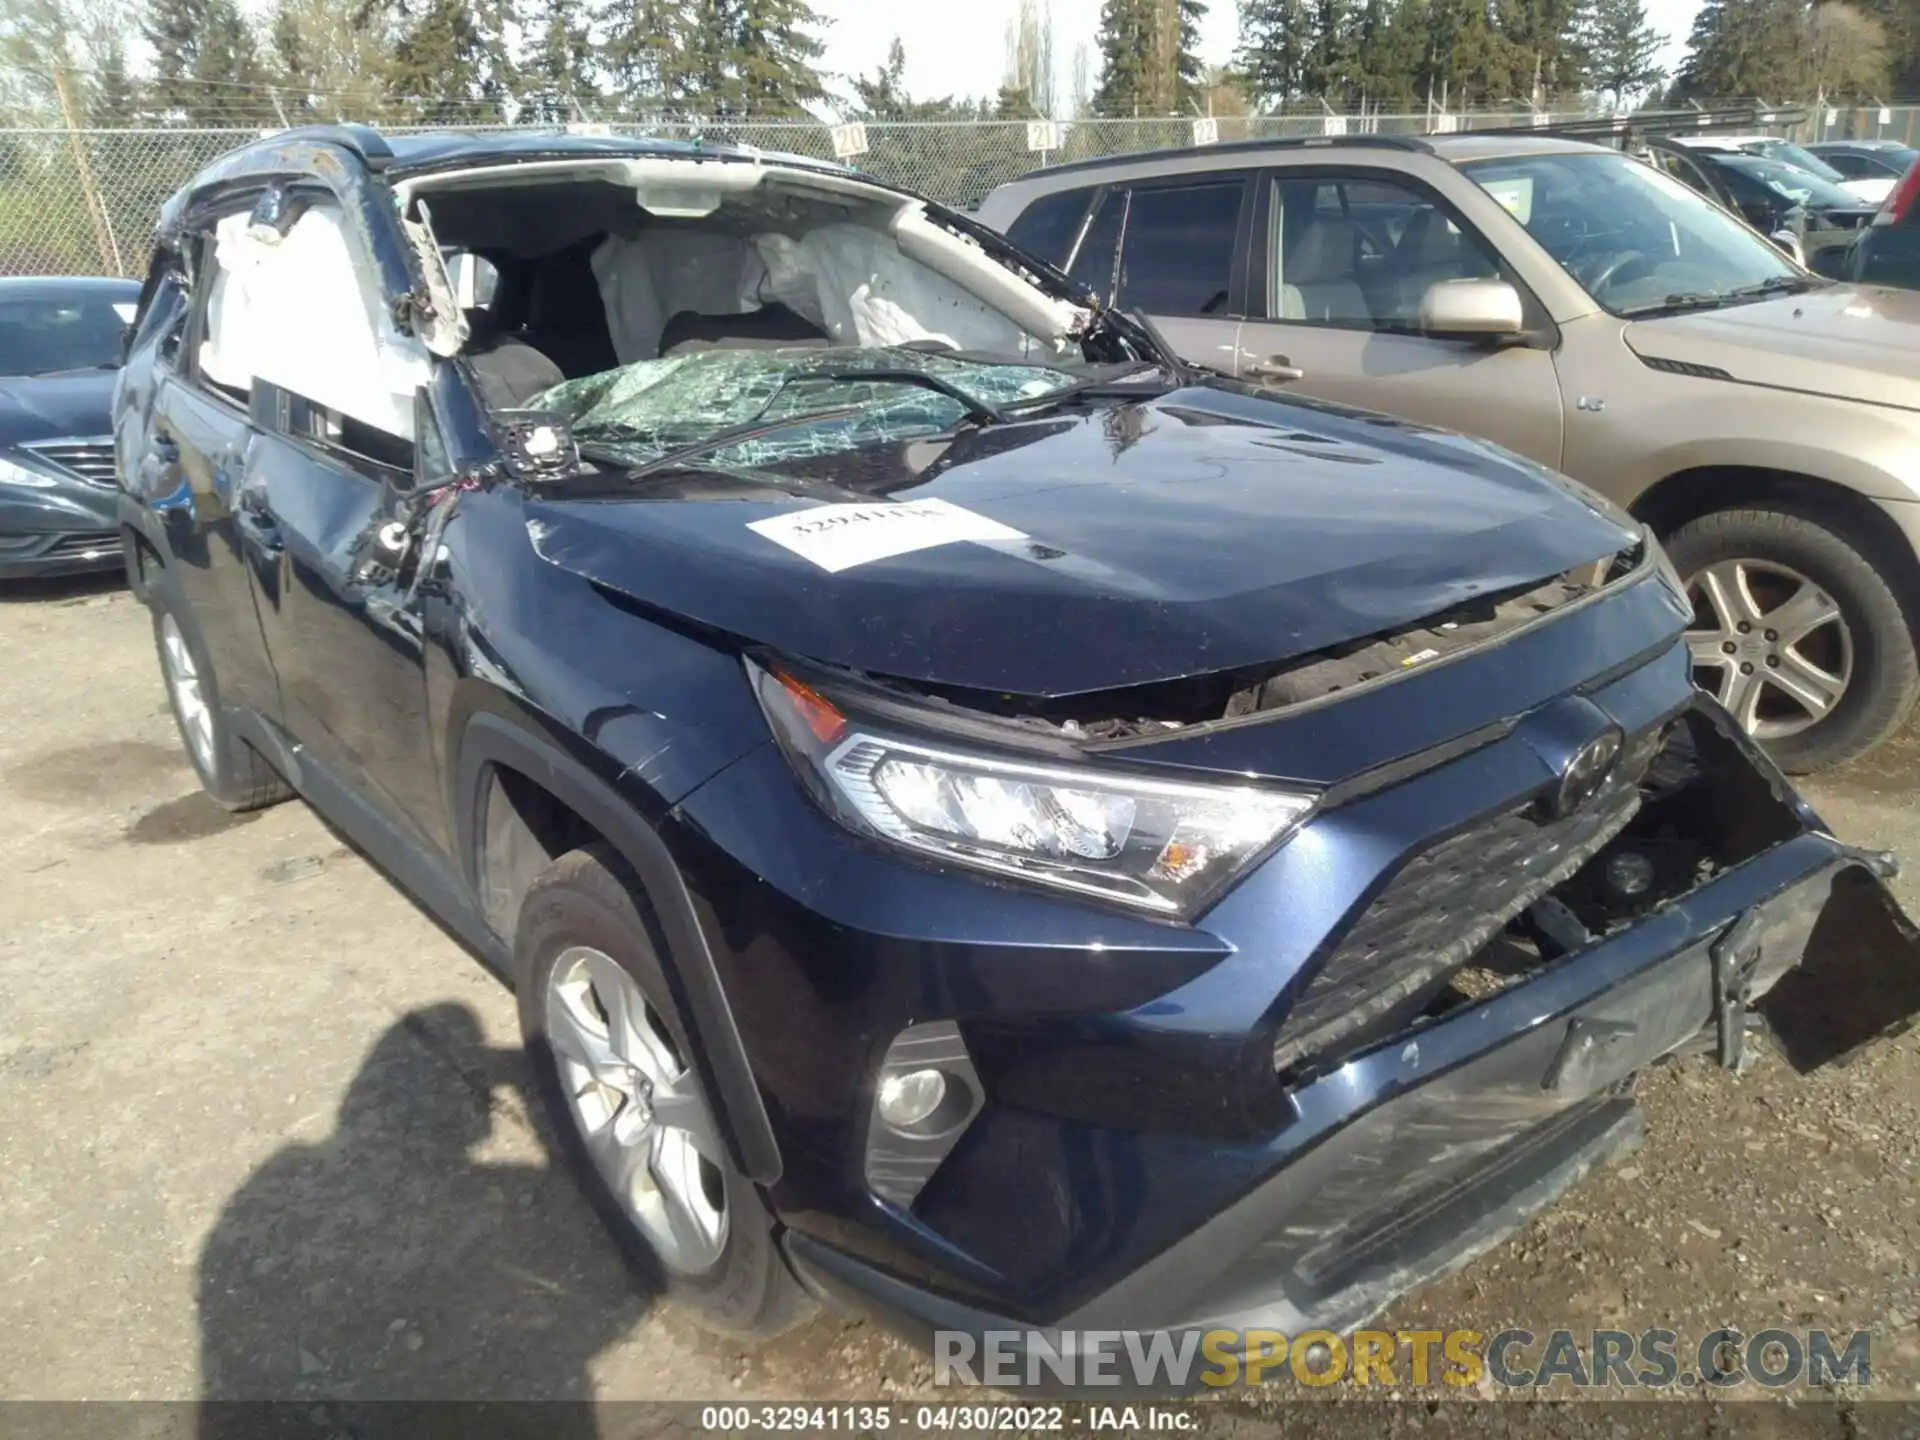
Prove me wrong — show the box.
[809,0,1702,116]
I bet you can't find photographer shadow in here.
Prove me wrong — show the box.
[195,1002,655,1438]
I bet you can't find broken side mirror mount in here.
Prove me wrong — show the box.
[492,408,580,482]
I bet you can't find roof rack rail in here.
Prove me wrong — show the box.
[1458,105,1810,148]
[1030,130,1431,179]
[250,123,396,172]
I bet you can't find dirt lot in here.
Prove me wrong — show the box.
[4,575,1920,1426]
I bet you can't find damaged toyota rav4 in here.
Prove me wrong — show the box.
[115,127,1920,1368]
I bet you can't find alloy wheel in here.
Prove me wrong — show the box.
[159,613,216,775]
[544,945,729,1274]
[1685,558,1853,739]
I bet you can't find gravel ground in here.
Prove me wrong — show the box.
[2,575,1918,1434]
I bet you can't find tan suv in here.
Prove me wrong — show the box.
[978,133,1920,771]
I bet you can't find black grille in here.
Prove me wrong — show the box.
[1272,736,1661,1077]
[25,439,116,488]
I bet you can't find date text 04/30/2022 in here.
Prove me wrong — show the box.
[696,1406,1195,1431]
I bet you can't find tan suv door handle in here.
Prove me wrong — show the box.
[1245,355,1305,383]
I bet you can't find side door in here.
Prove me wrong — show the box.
[1233,167,1566,467]
[1065,174,1253,378]
[144,218,280,719]
[218,193,451,852]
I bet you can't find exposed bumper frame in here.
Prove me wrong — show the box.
[782,831,1920,1390]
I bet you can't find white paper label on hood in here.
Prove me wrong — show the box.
[747,498,1026,573]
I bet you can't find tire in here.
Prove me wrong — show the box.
[516,844,810,1340]
[1663,506,1920,773]
[148,593,294,811]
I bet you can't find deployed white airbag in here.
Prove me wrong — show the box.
[589,215,1051,361]
[199,208,429,438]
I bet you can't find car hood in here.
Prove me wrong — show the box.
[1841,176,1896,204]
[1627,284,1920,412]
[523,386,1638,698]
[0,369,116,445]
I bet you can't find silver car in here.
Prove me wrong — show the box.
[979,133,1920,771]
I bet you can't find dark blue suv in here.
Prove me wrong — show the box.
[113,126,1920,1363]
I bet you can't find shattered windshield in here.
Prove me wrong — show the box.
[534,347,1086,473]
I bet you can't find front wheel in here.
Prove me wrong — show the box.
[516,844,809,1340]
[1664,507,1920,773]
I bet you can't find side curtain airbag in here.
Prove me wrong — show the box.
[199,209,428,438]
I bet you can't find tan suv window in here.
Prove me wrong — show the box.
[1266,176,1498,331]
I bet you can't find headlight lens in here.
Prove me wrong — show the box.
[0,453,59,488]
[752,662,1314,915]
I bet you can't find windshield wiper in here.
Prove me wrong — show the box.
[1620,273,1825,319]
[1618,292,1735,318]
[1000,359,1170,414]
[798,368,1009,426]
[1725,274,1825,300]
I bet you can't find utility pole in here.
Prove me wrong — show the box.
[51,64,121,274]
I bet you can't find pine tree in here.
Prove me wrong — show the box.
[1577,0,1663,106]
[141,0,213,118]
[853,36,911,117]
[1420,0,1519,109]
[691,0,827,116]
[1674,0,1808,100]
[602,0,698,113]
[1092,0,1206,116]
[1236,0,1308,107]
[1300,0,1358,103]
[187,0,273,124]
[88,32,138,121]
[1350,0,1425,107]
[381,0,507,120]
[517,0,598,120]
[1499,0,1592,102]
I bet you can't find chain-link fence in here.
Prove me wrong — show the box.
[6,104,1920,278]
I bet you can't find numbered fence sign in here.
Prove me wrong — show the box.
[1191,116,1219,146]
[830,122,870,160]
[1026,121,1064,152]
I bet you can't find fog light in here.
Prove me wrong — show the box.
[864,1021,985,1208]
[877,1068,947,1129]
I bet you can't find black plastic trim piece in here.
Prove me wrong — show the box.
[452,711,783,1185]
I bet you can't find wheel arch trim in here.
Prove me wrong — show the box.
[452,708,783,1185]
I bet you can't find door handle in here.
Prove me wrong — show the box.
[235,485,283,552]
[1245,355,1306,384]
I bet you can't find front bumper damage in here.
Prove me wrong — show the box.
[780,736,1920,1385]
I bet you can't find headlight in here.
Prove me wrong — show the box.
[751,661,1314,915]
[0,453,59,488]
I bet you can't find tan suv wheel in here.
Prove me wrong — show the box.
[1666,507,1920,773]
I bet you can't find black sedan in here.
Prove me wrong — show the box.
[0,275,138,579]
